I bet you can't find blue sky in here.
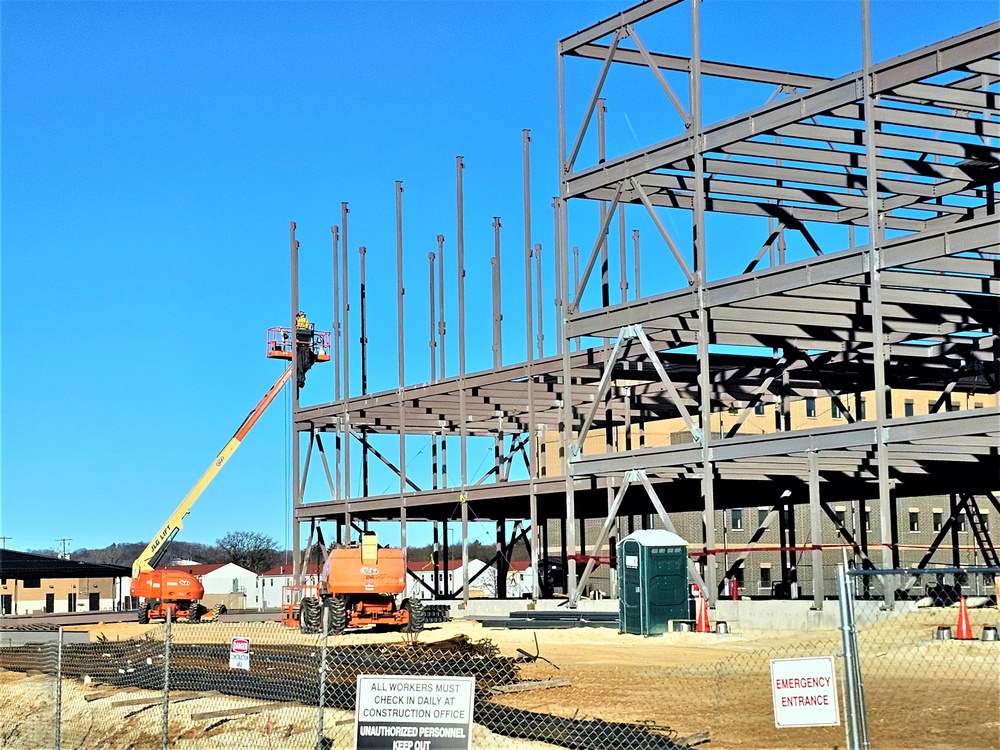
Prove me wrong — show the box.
[3,1,996,554]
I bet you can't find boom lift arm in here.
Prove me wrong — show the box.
[131,366,292,577]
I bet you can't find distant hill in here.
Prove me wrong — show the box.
[30,538,520,571]
[67,541,228,568]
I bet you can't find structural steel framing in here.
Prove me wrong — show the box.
[289,0,999,609]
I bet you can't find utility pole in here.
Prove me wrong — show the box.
[56,538,72,559]
[0,536,11,550]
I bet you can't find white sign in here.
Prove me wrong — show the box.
[770,656,840,728]
[229,637,251,671]
[355,674,475,750]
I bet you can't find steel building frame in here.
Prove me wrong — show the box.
[289,0,999,609]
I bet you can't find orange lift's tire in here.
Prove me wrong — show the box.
[324,598,347,635]
[299,597,321,634]
[137,603,151,624]
[402,598,425,634]
[188,604,202,624]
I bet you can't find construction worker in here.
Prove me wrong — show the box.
[294,311,317,389]
[295,311,312,342]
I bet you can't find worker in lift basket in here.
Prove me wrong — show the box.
[295,311,313,344]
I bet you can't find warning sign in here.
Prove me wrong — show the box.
[770,656,840,728]
[229,637,250,671]
[354,674,475,750]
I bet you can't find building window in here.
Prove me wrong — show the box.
[982,512,989,533]
[909,510,919,533]
[927,400,936,414]
[933,509,943,531]
[22,579,41,589]
[733,566,745,589]
[835,508,846,527]
[947,399,956,412]
[858,399,866,420]
[758,508,769,528]
[974,402,984,409]
[731,509,743,531]
[759,565,772,591]
[864,508,872,532]
[904,400,914,417]
[831,402,841,419]
[754,402,765,416]
[957,514,967,532]
[805,398,817,418]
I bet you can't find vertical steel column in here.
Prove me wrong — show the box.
[950,493,962,567]
[632,230,641,300]
[429,251,438,490]
[597,99,609,308]
[290,221,302,583]
[862,0,895,608]
[332,225,341,403]
[492,217,503,368]
[557,38,578,605]
[619,205,628,303]
[359,245,369,498]
[331,226,342,502]
[432,523,441,597]
[691,0,717,604]
[341,203,352,539]
[524,130,540,606]
[437,234,447,490]
[396,181,408,566]
[457,156,470,610]
[809,451,825,609]
[553,197,564,354]
[535,243,544,359]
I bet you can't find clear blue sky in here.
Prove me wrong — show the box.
[3,1,996,554]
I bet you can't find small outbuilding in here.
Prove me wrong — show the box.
[0,549,129,615]
[618,530,689,636]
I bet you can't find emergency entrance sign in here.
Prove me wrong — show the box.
[355,674,475,750]
[770,656,840,728]
[229,637,250,671]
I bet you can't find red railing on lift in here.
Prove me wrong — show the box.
[267,327,331,362]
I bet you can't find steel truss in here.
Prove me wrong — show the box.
[289,0,999,610]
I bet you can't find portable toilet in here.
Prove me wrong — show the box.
[618,530,689,636]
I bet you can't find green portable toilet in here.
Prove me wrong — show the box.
[618,530,689,635]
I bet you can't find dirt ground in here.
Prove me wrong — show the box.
[2,608,997,749]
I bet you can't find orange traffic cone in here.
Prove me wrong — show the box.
[696,595,711,633]
[955,596,974,640]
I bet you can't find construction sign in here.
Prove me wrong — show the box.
[769,656,840,728]
[355,674,475,750]
[228,637,251,671]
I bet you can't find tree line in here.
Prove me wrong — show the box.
[30,533,525,574]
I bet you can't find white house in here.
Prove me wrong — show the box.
[256,563,320,610]
[161,563,258,610]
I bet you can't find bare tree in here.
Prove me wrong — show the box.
[216,531,280,573]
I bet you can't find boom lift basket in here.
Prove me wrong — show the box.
[267,326,331,362]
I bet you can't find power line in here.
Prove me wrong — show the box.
[55,538,73,559]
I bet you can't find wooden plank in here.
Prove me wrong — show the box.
[84,690,123,702]
[491,679,571,694]
[190,702,291,721]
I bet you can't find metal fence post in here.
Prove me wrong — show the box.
[318,601,329,744]
[55,626,63,750]
[161,609,171,750]
[836,563,861,750]
[848,572,870,750]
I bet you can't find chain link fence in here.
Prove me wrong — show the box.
[0,575,997,749]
